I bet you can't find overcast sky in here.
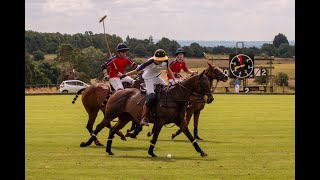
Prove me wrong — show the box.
[25,0,295,41]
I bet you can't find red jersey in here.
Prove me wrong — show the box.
[167,59,189,79]
[102,55,135,78]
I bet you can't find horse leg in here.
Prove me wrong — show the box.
[102,110,126,141]
[106,116,130,155]
[148,123,164,157]
[147,124,155,137]
[172,110,193,139]
[179,119,208,157]
[129,124,143,138]
[126,122,136,134]
[85,110,104,146]
[80,115,116,147]
[193,110,203,140]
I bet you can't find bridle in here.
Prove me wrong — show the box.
[207,66,227,93]
[172,75,212,103]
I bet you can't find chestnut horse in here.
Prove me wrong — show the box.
[71,78,144,145]
[81,71,213,157]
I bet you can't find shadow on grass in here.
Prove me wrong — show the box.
[107,154,218,161]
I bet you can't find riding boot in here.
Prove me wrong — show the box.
[140,104,150,126]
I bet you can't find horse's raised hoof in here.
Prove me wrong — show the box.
[127,128,133,133]
[120,135,127,141]
[195,135,203,140]
[147,132,153,137]
[107,151,114,155]
[80,142,87,147]
[200,150,208,157]
[171,134,176,139]
[125,132,131,137]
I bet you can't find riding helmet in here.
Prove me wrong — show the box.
[117,43,129,51]
[175,48,186,55]
[153,49,168,61]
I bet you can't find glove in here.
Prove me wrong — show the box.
[121,74,126,79]
[104,75,109,81]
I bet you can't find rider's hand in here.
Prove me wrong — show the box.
[104,75,109,80]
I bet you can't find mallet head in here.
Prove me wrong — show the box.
[99,15,107,23]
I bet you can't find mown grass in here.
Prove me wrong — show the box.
[26,94,294,180]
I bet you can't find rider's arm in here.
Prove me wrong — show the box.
[167,68,176,84]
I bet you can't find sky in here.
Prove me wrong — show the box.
[25,0,295,41]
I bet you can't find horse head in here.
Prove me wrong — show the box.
[205,62,229,82]
[178,71,213,104]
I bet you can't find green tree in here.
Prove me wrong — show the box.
[276,44,295,58]
[133,43,148,57]
[261,43,276,56]
[25,52,34,84]
[190,43,203,57]
[32,50,45,61]
[56,44,76,63]
[274,72,289,86]
[155,37,171,52]
[273,33,289,48]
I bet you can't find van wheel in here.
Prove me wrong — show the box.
[62,90,68,93]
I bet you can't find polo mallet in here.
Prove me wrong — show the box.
[99,15,112,57]
[99,15,120,74]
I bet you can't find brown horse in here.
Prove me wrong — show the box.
[171,62,228,140]
[127,62,228,140]
[80,71,214,157]
[72,78,144,146]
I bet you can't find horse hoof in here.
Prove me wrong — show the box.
[80,142,87,147]
[96,142,104,146]
[200,151,208,157]
[195,136,203,140]
[130,135,137,139]
[148,152,157,157]
[171,134,176,139]
[120,135,127,141]
[125,133,131,137]
[147,132,152,137]
[127,129,133,133]
[107,151,114,155]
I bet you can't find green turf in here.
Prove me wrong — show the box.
[25,94,294,179]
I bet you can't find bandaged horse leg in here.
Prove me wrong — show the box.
[106,115,131,155]
[148,122,164,157]
[179,118,208,157]
[80,114,127,147]
[127,122,136,133]
[172,110,193,139]
[193,110,203,140]
[130,124,142,138]
[80,119,109,147]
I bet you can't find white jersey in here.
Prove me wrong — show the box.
[136,58,168,80]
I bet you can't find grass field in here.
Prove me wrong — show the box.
[25,94,294,179]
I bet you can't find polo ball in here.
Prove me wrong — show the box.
[166,154,172,158]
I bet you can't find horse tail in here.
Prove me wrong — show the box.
[72,88,87,104]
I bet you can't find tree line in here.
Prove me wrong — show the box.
[25,30,295,85]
